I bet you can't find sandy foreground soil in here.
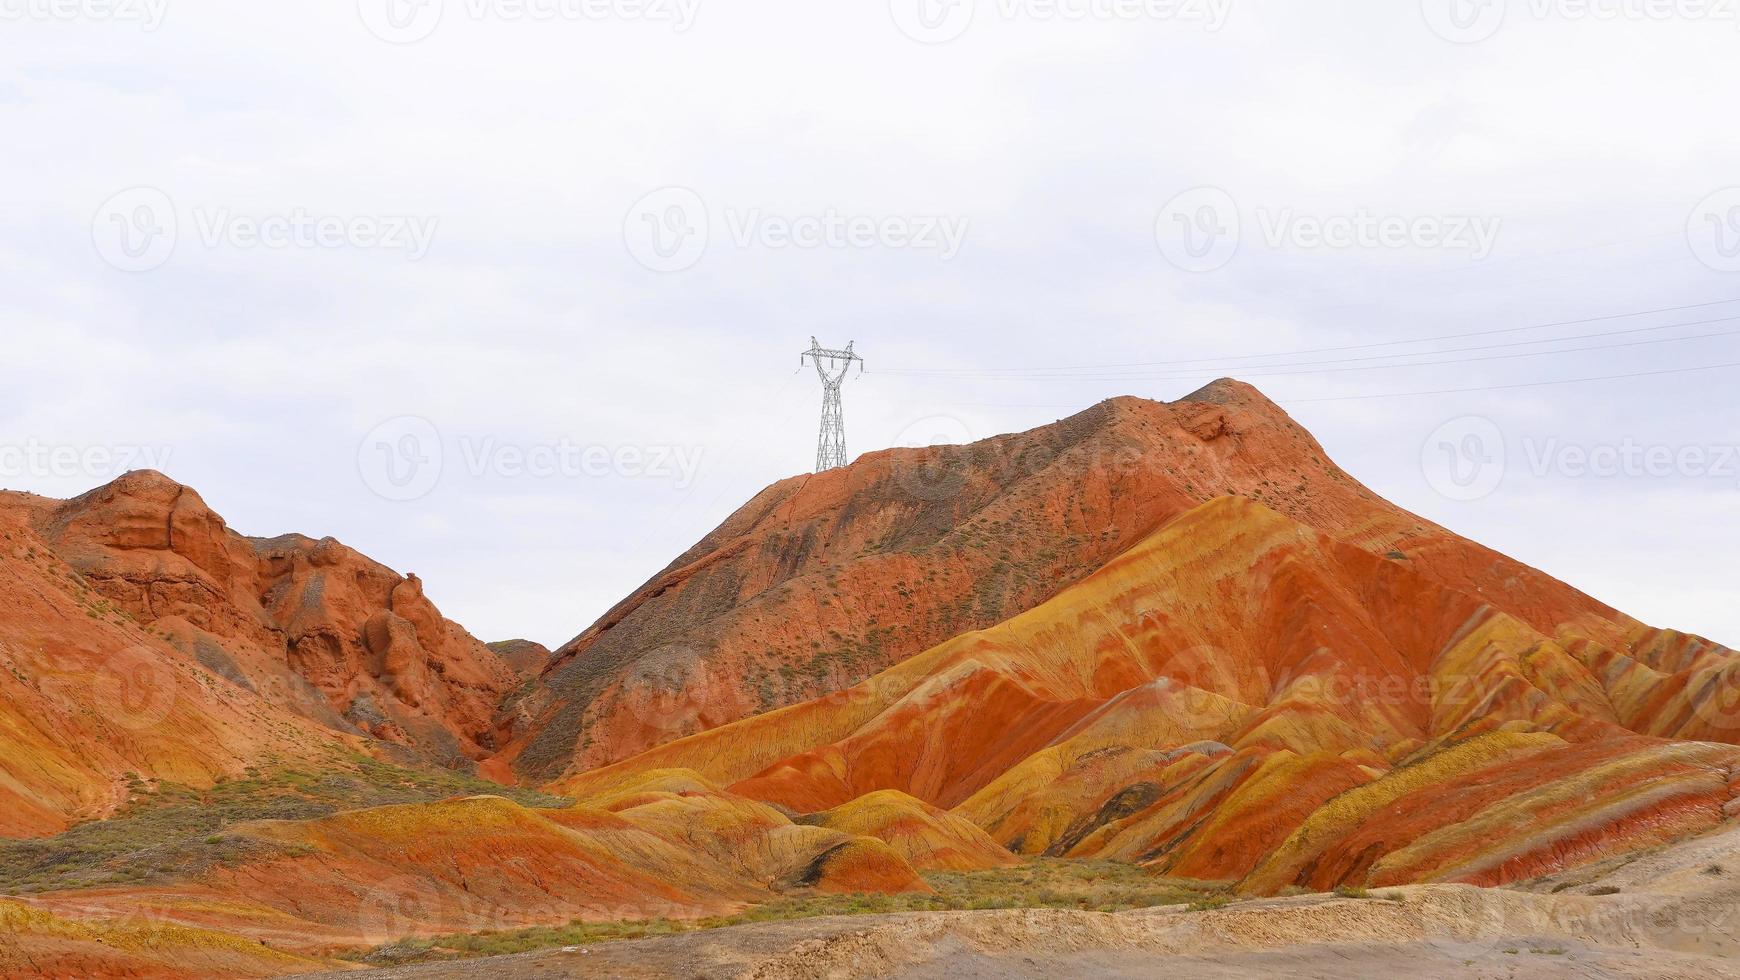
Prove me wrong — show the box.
[303,824,1740,980]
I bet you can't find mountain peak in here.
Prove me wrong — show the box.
[512,381,1609,780]
[1179,377,1280,408]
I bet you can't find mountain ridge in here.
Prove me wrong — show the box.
[506,379,1639,783]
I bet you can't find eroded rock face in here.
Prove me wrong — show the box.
[510,380,1636,781]
[559,495,1740,894]
[0,493,348,836]
[25,470,517,768]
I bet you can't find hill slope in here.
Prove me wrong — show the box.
[557,494,1739,891]
[509,380,1649,782]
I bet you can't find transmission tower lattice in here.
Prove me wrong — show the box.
[801,338,863,473]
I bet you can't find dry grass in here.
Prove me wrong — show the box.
[0,754,569,894]
[350,859,1220,966]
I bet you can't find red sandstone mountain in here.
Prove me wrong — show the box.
[0,471,523,835]
[559,491,1738,893]
[0,490,336,837]
[504,380,1655,782]
[530,380,1738,896]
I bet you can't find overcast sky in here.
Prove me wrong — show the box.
[2,0,1737,649]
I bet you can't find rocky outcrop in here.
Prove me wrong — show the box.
[17,471,518,770]
[0,495,347,836]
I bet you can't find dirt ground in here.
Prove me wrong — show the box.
[304,824,1740,980]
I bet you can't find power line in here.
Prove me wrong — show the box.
[883,315,1740,383]
[1288,360,1740,403]
[936,359,1740,411]
[1133,325,1740,382]
[876,297,1740,377]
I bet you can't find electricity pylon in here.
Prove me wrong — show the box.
[801,338,863,472]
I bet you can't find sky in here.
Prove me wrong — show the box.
[1,0,1737,649]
